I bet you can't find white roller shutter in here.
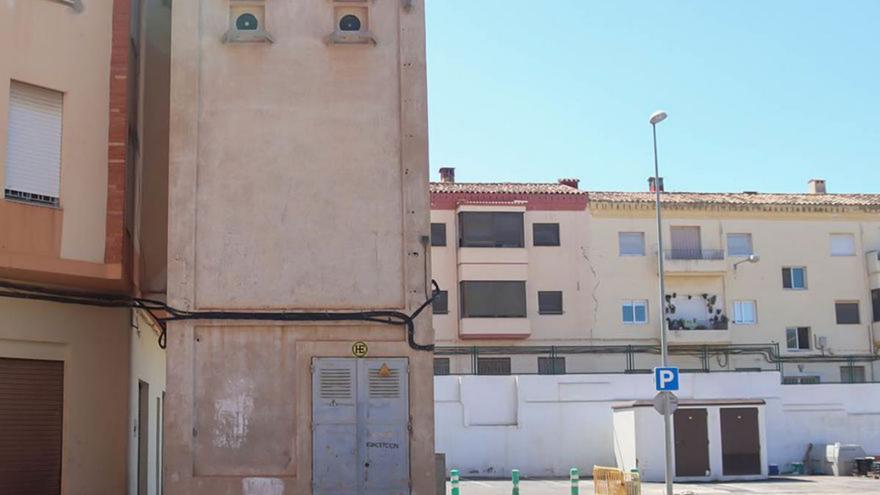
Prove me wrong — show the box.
[5,81,63,205]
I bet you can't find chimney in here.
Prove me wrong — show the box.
[439,167,455,183]
[808,179,826,194]
[558,178,580,189]
[648,177,665,192]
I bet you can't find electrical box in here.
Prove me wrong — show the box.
[313,358,410,494]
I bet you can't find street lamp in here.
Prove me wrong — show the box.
[649,110,673,495]
[734,254,761,270]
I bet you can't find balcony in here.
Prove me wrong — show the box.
[663,248,725,274]
[460,317,530,340]
[668,327,731,344]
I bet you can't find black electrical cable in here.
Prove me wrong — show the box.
[0,279,439,352]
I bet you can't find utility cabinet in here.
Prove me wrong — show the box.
[313,358,410,495]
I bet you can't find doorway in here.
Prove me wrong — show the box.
[312,357,410,495]
[720,407,761,475]
[674,408,710,477]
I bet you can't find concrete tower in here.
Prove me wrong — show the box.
[165,0,434,493]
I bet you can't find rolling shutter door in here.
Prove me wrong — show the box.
[5,81,63,204]
[0,357,64,495]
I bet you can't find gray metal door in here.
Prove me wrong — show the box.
[313,358,409,495]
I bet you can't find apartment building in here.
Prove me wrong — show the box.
[0,1,170,494]
[431,170,880,383]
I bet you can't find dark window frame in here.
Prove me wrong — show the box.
[434,358,450,376]
[786,326,811,350]
[459,212,525,248]
[532,223,560,247]
[432,290,449,315]
[538,357,566,375]
[477,357,512,376]
[460,281,527,318]
[538,291,563,315]
[834,301,860,324]
[840,365,866,383]
[430,223,447,247]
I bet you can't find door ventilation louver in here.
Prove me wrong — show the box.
[368,368,401,399]
[319,368,353,400]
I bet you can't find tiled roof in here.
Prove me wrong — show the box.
[588,191,880,208]
[430,182,584,195]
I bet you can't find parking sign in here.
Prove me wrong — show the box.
[654,367,679,391]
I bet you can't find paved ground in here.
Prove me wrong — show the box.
[447,476,880,494]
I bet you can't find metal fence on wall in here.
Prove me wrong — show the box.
[433,344,880,384]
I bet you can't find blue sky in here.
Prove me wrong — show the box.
[425,1,880,193]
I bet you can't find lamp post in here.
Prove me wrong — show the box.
[649,110,673,495]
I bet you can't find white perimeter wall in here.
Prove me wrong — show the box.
[435,373,880,478]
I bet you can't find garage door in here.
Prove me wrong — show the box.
[0,357,64,495]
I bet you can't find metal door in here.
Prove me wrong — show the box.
[674,408,710,477]
[720,408,761,475]
[313,358,359,494]
[313,358,409,495]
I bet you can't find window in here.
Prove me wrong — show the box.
[433,358,450,376]
[783,375,821,385]
[430,223,446,247]
[782,267,807,289]
[432,290,448,315]
[622,300,648,324]
[840,366,866,383]
[538,357,566,375]
[538,291,563,315]
[873,289,880,323]
[235,12,259,30]
[533,223,560,246]
[477,357,511,376]
[618,232,645,256]
[459,212,524,248]
[733,300,757,324]
[727,233,753,256]
[786,327,811,350]
[835,302,860,324]
[830,234,856,256]
[339,14,362,31]
[5,81,63,207]
[460,281,526,318]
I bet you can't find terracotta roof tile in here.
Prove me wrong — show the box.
[430,182,584,195]
[587,191,880,208]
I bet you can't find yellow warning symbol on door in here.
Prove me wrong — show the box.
[352,341,369,358]
[378,363,391,377]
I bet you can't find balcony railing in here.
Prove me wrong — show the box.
[667,318,728,331]
[665,248,725,260]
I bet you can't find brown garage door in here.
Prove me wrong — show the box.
[721,407,761,475]
[0,357,64,495]
[674,408,710,477]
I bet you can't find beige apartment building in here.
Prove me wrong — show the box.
[432,170,880,383]
[0,1,170,494]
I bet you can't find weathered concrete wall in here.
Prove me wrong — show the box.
[166,0,433,493]
[0,298,131,494]
[435,373,880,478]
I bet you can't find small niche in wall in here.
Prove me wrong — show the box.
[223,0,274,43]
[327,1,375,45]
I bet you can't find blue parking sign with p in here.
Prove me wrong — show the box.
[654,367,679,391]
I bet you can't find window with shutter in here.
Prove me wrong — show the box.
[5,81,63,206]
[830,234,855,256]
[727,233,753,256]
[618,232,645,256]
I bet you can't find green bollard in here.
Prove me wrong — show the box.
[511,469,520,495]
[450,469,460,495]
[570,467,579,495]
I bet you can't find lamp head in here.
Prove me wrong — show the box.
[649,111,668,125]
